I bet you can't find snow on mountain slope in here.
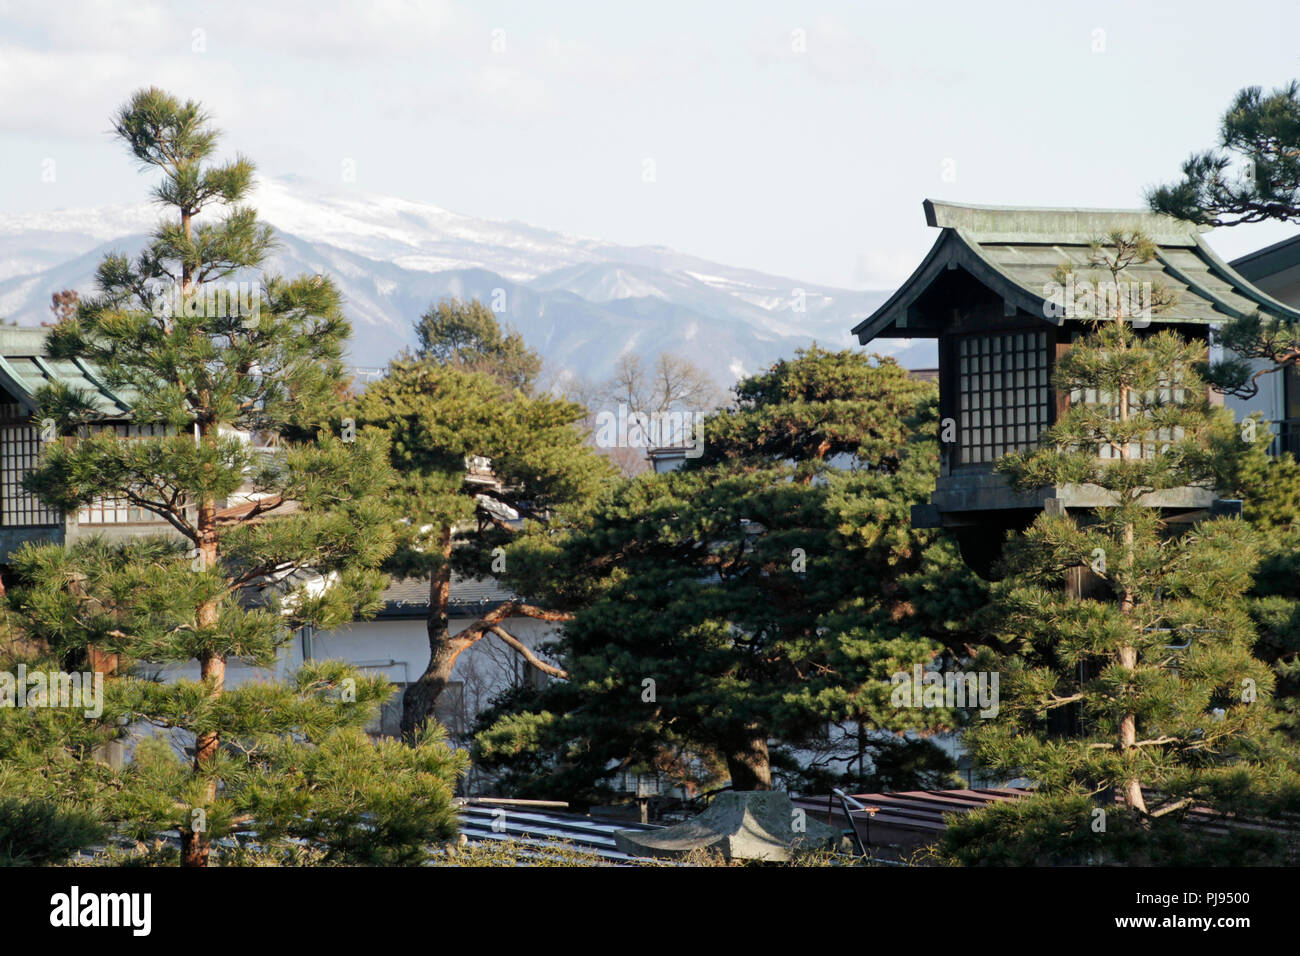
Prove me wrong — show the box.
[0,177,919,386]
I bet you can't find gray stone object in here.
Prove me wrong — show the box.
[614,791,841,861]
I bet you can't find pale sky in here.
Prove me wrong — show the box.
[3,0,1299,289]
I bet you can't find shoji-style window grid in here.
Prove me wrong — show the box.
[0,424,60,526]
[78,423,176,525]
[957,331,1050,465]
[1069,385,1187,460]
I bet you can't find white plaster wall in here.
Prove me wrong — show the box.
[1223,263,1300,431]
[1224,356,1287,429]
[151,613,562,740]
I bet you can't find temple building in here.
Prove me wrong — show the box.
[0,326,159,570]
[852,200,1300,574]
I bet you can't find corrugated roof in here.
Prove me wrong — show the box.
[455,802,664,865]
[0,327,132,417]
[794,787,1029,841]
[853,200,1300,343]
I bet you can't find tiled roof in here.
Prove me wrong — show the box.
[378,573,515,617]
[854,200,1300,344]
[0,327,133,417]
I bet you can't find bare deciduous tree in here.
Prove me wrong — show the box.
[45,289,79,327]
[600,352,721,415]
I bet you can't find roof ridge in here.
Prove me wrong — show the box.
[924,198,1206,245]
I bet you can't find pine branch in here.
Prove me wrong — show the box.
[488,626,567,679]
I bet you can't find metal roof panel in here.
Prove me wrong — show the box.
[855,200,1300,345]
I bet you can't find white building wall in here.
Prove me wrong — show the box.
[1223,248,1300,439]
[153,613,561,744]
[307,614,559,733]
[1224,356,1287,432]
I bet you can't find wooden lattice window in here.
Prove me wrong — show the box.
[0,424,60,527]
[1071,384,1186,460]
[957,331,1050,465]
[78,423,173,525]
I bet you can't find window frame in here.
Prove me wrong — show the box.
[952,329,1052,468]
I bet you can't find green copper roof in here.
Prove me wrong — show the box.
[922,199,1206,245]
[0,327,132,418]
[853,200,1300,343]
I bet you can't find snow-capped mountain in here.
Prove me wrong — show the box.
[0,177,932,387]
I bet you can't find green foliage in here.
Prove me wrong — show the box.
[0,88,464,867]
[0,642,466,864]
[955,235,1300,864]
[43,93,344,436]
[348,345,615,739]
[694,346,933,471]
[227,723,466,865]
[351,358,613,581]
[1201,311,1300,401]
[474,349,985,799]
[941,788,1299,866]
[415,297,542,392]
[429,838,865,867]
[1148,80,1300,227]
[1148,78,1300,428]
[1213,420,1300,738]
[0,797,105,866]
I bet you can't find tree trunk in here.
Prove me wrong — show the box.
[1113,374,1148,816]
[724,728,772,791]
[182,439,222,867]
[1116,639,1148,815]
[401,528,462,740]
[182,645,223,867]
[398,532,573,741]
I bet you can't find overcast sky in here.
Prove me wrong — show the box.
[3,0,1299,290]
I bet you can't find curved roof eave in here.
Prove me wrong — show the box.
[853,228,1057,344]
[1153,249,1254,322]
[851,229,953,342]
[1191,235,1300,323]
[0,356,38,413]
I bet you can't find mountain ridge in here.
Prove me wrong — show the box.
[0,177,932,385]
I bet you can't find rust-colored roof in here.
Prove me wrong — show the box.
[797,787,1028,832]
[215,496,296,521]
[793,788,1031,858]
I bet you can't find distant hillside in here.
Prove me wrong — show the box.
[0,177,935,388]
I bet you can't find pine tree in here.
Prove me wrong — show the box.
[10,88,464,867]
[1149,81,1300,754]
[946,235,1299,864]
[1148,79,1300,393]
[1148,80,1300,227]
[1215,419,1300,739]
[349,327,615,741]
[474,348,985,799]
[414,297,542,392]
